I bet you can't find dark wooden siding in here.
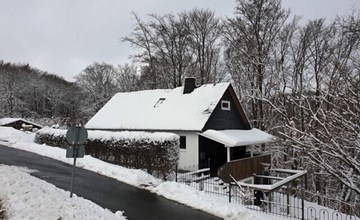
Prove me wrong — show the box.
[203,90,248,130]
[217,154,271,183]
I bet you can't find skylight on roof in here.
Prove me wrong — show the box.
[154,98,166,108]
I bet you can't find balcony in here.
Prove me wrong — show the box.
[217,153,271,183]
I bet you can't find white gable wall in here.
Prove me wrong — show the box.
[176,131,199,171]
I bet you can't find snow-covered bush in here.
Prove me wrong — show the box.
[35,127,68,148]
[35,127,180,178]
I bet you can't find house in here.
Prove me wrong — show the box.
[0,118,43,131]
[85,78,275,182]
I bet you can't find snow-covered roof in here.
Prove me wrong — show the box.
[199,129,276,146]
[86,83,230,131]
[0,118,42,128]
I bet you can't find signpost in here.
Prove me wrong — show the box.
[66,125,88,198]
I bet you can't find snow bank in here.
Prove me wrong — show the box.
[0,165,125,220]
[153,181,264,220]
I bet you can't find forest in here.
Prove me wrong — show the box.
[0,0,359,212]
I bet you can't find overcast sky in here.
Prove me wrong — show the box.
[0,0,359,82]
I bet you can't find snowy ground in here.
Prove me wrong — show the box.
[0,165,125,220]
[0,127,281,220]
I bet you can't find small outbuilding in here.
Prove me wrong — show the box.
[0,118,43,131]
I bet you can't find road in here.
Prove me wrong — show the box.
[0,145,220,220]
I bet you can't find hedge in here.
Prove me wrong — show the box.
[35,127,180,178]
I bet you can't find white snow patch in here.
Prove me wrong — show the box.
[0,164,125,220]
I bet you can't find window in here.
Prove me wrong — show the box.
[180,136,186,149]
[221,100,231,111]
[154,98,165,107]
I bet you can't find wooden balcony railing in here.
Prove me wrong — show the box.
[217,154,271,183]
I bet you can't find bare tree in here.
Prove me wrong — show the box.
[123,9,226,89]
[273,12,360,207]
[223,0,290,129]
[115,63,139,92]
[183,8,225,84]
[123,12,192,89]
[0,61,82,122]
[75,62,118,116]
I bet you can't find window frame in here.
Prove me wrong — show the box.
[221,100,231,111]
[154,98,166,107]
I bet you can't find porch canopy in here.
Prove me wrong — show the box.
[199,128,275,147]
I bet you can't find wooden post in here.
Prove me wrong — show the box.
[287,184,290,215]
[301,176,305,220]
[268,191,272,212]
[229,183,232,203]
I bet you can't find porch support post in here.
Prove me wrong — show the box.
[226,145,230,162]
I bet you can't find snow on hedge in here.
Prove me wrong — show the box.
[37,126,178,142]
[35,127,180,178]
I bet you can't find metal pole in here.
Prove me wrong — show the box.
[70,151,77,198]
[70,126,80,198]
[226,146,230,162]
[175,163,178,182]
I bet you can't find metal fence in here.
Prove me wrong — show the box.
[303,191,360,218]
[176,167,230,197]
[175,168,359,220]
[227,184,306,219]
[306,207,358,220]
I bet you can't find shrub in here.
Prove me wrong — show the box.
[35,127,68,148]
[35,127,180,178]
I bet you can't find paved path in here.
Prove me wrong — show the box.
[0,145,220,220]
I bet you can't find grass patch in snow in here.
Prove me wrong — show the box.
[0,199,7,220]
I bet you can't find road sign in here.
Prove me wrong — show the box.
[65,125,88,198]
[66,145,85,158]
[66,126,88,145]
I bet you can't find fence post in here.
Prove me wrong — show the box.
[229,183,232,203]
[301,176,305,220]
[287,184,290,215]
[268,192,272,212]
[175,163,178,182]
